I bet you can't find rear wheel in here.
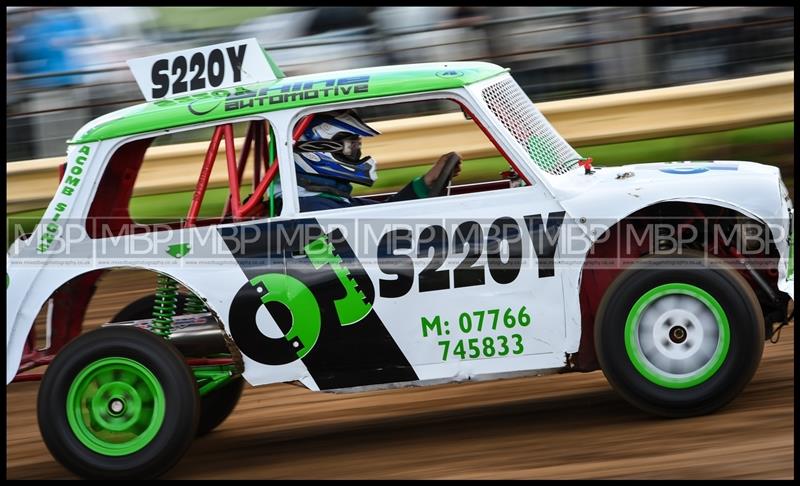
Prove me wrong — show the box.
[595,253,764,417]
[196,376,245,436]
[113,294,244,436]
[37,326,199,478]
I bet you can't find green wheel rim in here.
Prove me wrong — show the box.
[624,283,730,389]
[66,357,166,456]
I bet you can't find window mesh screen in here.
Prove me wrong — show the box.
[482,77,581,175]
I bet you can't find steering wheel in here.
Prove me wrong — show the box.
[427,152,462,197]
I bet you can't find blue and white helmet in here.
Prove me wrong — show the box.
[293,110,380,187]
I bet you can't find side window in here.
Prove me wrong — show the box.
[290,98,530,213]
[87,118,281,238]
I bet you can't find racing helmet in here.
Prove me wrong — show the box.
[293,110,380,187]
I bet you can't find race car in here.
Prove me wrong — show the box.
[6,38,794,478]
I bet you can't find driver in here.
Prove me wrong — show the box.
[291,109,462,212]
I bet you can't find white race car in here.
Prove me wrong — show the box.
[6,39,793,478]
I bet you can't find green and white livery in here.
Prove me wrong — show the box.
[6,39,793,478]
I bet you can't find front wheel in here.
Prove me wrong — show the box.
[37,326,199,479]
[595,253,764,417]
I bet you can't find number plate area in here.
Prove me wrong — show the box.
[127,38,277,101]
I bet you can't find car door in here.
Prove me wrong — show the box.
[302,183,570,385]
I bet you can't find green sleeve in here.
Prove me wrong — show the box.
[410,176,429,198]
[386,175,430,202]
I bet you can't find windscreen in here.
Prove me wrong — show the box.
[481,76,582,176]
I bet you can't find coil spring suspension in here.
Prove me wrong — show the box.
[152,275,178,338]
[184,291,207,314]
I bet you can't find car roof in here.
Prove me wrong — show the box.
[70,61,507,144]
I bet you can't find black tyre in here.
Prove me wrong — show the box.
[196,376,245,436]
[113,294,244,437]
[37,326,199,479]
[595,252,764,418]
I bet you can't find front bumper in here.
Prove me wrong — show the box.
[777,206,793,300]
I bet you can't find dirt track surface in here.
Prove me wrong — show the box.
[6,270,795,479]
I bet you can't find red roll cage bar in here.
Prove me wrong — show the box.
[185,114,316,227]
[183,98,541,228]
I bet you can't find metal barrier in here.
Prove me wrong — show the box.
[6,71,794,214]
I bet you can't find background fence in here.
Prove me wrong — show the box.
[6,6,794,161]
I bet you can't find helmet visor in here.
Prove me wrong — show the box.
[294,135,363,164]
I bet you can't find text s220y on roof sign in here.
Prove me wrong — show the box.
[127,38,281,102]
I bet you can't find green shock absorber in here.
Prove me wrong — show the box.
[152,275,179,338]
[184,290,207,314]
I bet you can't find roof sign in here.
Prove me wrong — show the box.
[127,38,282,102]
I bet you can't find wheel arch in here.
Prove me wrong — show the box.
[572,197,784,371]
[6,265,230,384]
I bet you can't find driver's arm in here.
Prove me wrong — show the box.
[386,152,462,202]
[386,175,430,202]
